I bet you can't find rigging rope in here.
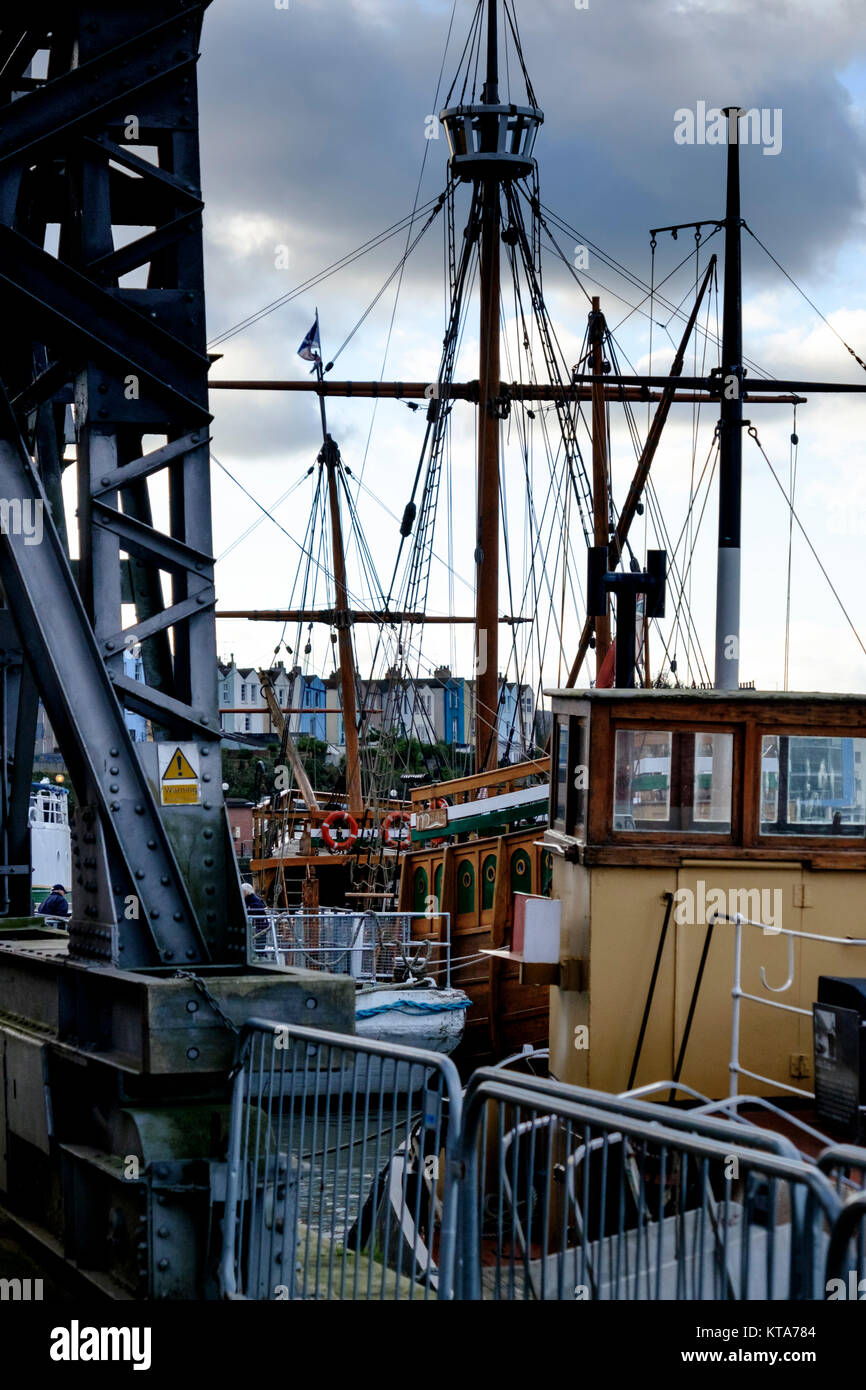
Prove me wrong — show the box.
[748,425,866,662]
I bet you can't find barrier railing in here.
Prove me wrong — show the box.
[249,910,451,986]
[220,1023,863,1302]
[457,1075,841,1301]
[220,1020,463,1301]
[713,911,866,1100]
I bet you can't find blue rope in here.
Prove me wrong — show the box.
[356,997,471,1019]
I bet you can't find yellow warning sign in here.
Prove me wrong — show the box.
[163,748,198,781]
[158,743,201,806]
[162,783,200,805]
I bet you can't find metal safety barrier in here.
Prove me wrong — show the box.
[220,1023,856,1302]
[456,1073,842,1301]
[819,1145,866,1300]
[220,1019,463,1300]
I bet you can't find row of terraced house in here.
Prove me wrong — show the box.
[217,659,541,765]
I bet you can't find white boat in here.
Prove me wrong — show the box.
[29,780,72,915]
[248,908,470,1073]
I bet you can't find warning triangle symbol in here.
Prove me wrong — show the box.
[163,748,197,781]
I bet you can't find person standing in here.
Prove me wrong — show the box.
[37,883,70,917]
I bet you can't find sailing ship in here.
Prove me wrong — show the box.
[214,0,866,1102]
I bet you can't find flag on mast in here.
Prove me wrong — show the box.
[298,312,321,363]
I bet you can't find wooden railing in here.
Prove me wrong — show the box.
[408,758,548,808]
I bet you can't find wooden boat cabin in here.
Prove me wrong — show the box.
[544,688,866,1104]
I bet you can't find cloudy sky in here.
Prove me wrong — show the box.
[195,0,866,696]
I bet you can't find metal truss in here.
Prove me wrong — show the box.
[0,2,245,966]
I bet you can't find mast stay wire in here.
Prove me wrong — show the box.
[748,425,866,662]
[743,224,866,376]
[206,193,446,350]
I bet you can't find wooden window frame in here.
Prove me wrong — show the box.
[605,718,742,847]
[752,723,866,850]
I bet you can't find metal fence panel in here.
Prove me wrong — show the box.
[221,1020,463,1300]
[458,1077,842,1302]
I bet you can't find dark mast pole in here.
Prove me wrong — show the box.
[714,106,743,689]
[314,356,364,816]
[475,0,502,771]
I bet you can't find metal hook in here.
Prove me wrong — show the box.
[760,931,794,993]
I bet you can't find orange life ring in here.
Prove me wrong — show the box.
[382,811,412,848]
[321,810,359,852]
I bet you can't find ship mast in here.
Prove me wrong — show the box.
[313,363,364,816]
[475,0,502,772]
[714,107,744,689]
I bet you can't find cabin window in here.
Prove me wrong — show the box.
[551,715,587,837]
[760,734,866,837]
[613,729,733,834]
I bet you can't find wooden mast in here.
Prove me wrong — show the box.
[313,361,364,816]
[475,0,502,773]
[590,296,610,676]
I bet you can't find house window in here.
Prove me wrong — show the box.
[760,734,866,837]
[278,688,285,705]
[240,684,248,703]
[613,729,733,834]
[244,716,251,732]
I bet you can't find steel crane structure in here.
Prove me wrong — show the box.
[0,2,352,1299]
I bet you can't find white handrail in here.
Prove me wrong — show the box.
[709,911,866,1100]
